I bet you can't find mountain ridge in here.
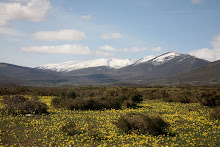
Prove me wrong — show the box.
[37,51,186,72]
[38,58,135,72]
[1,51,216,86]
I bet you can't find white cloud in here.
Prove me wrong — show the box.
[189,48,216,61]
[8,0,30,2]
[120,47,147,53]
[101,32,122,39]
[80,15,92,20]
[33,29,85,41]
[211,35,220,49]
[95,51,115,57]
[151,46,162,52]
[0,27,24,36]
[99,45,116,52]
[0,0,50,26]
[189,35,220,61]
[191,0,203,4]
[21,44,91,55]
[98,45,147,54]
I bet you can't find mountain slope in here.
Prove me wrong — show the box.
[0,75,20,85]
[114,52,210,84]
[170,60,220,84]
[0,63,118,86]
[0,63,68,85]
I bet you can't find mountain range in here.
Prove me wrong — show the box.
[1,51,219,86]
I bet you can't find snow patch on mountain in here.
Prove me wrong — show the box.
[38,61,79,72]
[152,52,181,65]
[132,52,181,66]
[107,59,135,69]
[134,55,156,65]
[37,52,184,72]
[38,58,135,72]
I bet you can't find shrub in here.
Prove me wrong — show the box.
[59,90,77,99]
[197,91,220,107]
[52,96,109,110]
[61,121,80,136]
[123,99,137,108]
[114,112,169,135]
[210,107,220,120]
[61,120,102,140]
[3,95,27,105]
[70,97,121,110]
[103,90,119,97]
[71,97,104,110]
[176,95,190,103]
[23,100,48,114]
[129,93,143,103]
[2,95,48,115]
[107,96,125,109]
[86,122,101,139]
[52,91,143,110]
[51,97,74,109]
[163,97,174,102]
[141,89,170,100]
[142,89,159,100]
[65,90,77,99]
[51,90,77,109]
[163,91,197,104]
[120,92,143,108]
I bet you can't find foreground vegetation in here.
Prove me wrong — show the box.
[0,86,220,146]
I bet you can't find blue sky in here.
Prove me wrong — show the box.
[0,0,220,67]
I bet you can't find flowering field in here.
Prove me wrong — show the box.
[0,96,219,146]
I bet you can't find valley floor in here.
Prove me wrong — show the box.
[0,96,219,146]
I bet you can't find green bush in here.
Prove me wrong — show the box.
[120,92,143,108]
[59,90,77,99]
[86,121,102,140]
[114,112,169,135]
[51,97,74,109]
[2,95,48,115]
[61,120,102,140]
[69,94,142,110]
[197,91,220,107]
[70,96,122,110]
[61,121,80,136]
[51,90,78,109]
[175,95,190,103]
[123,99,137,108]
[71,97,105,110]
[130,93,143,103]
[210,107,220,120]
[51,90,143,110]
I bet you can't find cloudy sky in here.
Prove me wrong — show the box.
[0,0,220,67]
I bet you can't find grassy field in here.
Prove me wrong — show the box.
[0,94,219,146]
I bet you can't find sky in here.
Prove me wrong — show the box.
[0,0,220,67]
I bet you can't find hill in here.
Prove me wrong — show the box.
[170,60,220,85]
[0,63,67,86]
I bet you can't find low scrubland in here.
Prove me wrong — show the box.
[0,86,219,146]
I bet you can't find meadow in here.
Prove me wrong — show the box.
[0,86,219,146]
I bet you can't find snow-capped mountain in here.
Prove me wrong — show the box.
[151,52,182,65]
[116,51,210,83]
[133,52,182,65]
[38,58,135,72]
[134,55,156,65]
[1,51,212,86]
[37,51,209,78]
